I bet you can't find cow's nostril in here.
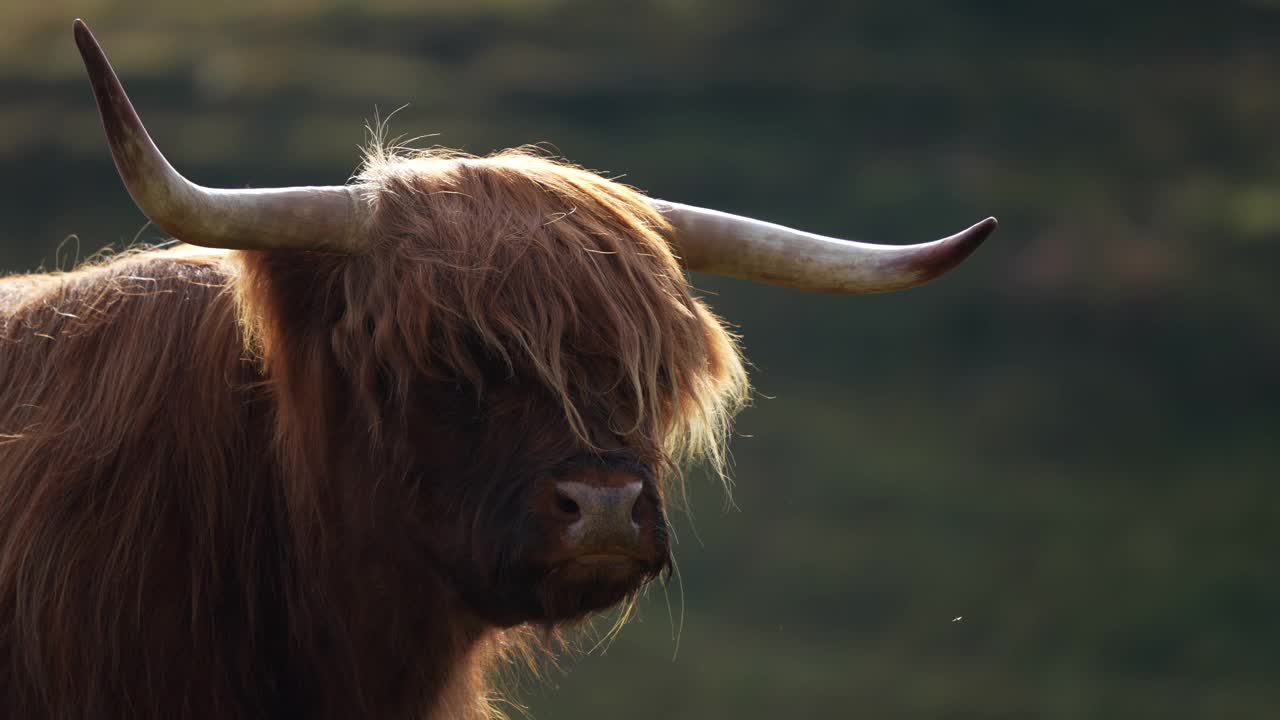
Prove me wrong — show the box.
[554,488,580,518]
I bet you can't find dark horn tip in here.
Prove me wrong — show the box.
[906,216,997,285]
[73,20,106,70]
[971,216,998,241]
[954,216,998,254]
[73,18,92,46]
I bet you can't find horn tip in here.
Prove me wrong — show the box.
[902,216,997,287]
[957,214,997,249]
[73,19,101,63]
[956,216,998,252]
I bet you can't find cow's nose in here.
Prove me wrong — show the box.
[552,479,643,552]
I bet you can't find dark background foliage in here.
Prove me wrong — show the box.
[2,1,1278,717]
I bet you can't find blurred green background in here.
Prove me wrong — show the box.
[3,1,1279,718]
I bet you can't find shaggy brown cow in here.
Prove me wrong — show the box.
[0,20,996,720]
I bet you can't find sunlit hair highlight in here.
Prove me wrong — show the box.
[344,139,751,486]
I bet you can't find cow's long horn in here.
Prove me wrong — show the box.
[73,19,370,253]
[652,200,996,293]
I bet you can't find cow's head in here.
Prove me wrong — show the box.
[72,20,994,628]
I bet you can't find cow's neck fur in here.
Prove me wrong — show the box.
[0,248,504,720]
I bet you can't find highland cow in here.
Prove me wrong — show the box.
[0,20,996,720]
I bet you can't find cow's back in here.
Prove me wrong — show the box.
[0,248,292,719]
[0,248,250,463]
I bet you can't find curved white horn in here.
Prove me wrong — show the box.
[653,200,996,294]
[75,19,371,253]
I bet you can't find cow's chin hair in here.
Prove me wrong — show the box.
[531,560,668,625]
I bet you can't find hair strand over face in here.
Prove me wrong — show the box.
[337,141,752,489]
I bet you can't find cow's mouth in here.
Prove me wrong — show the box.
[558,553,646,582]
[533,554,666,622]
[570,553,642,566]
[553,551,662,586]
